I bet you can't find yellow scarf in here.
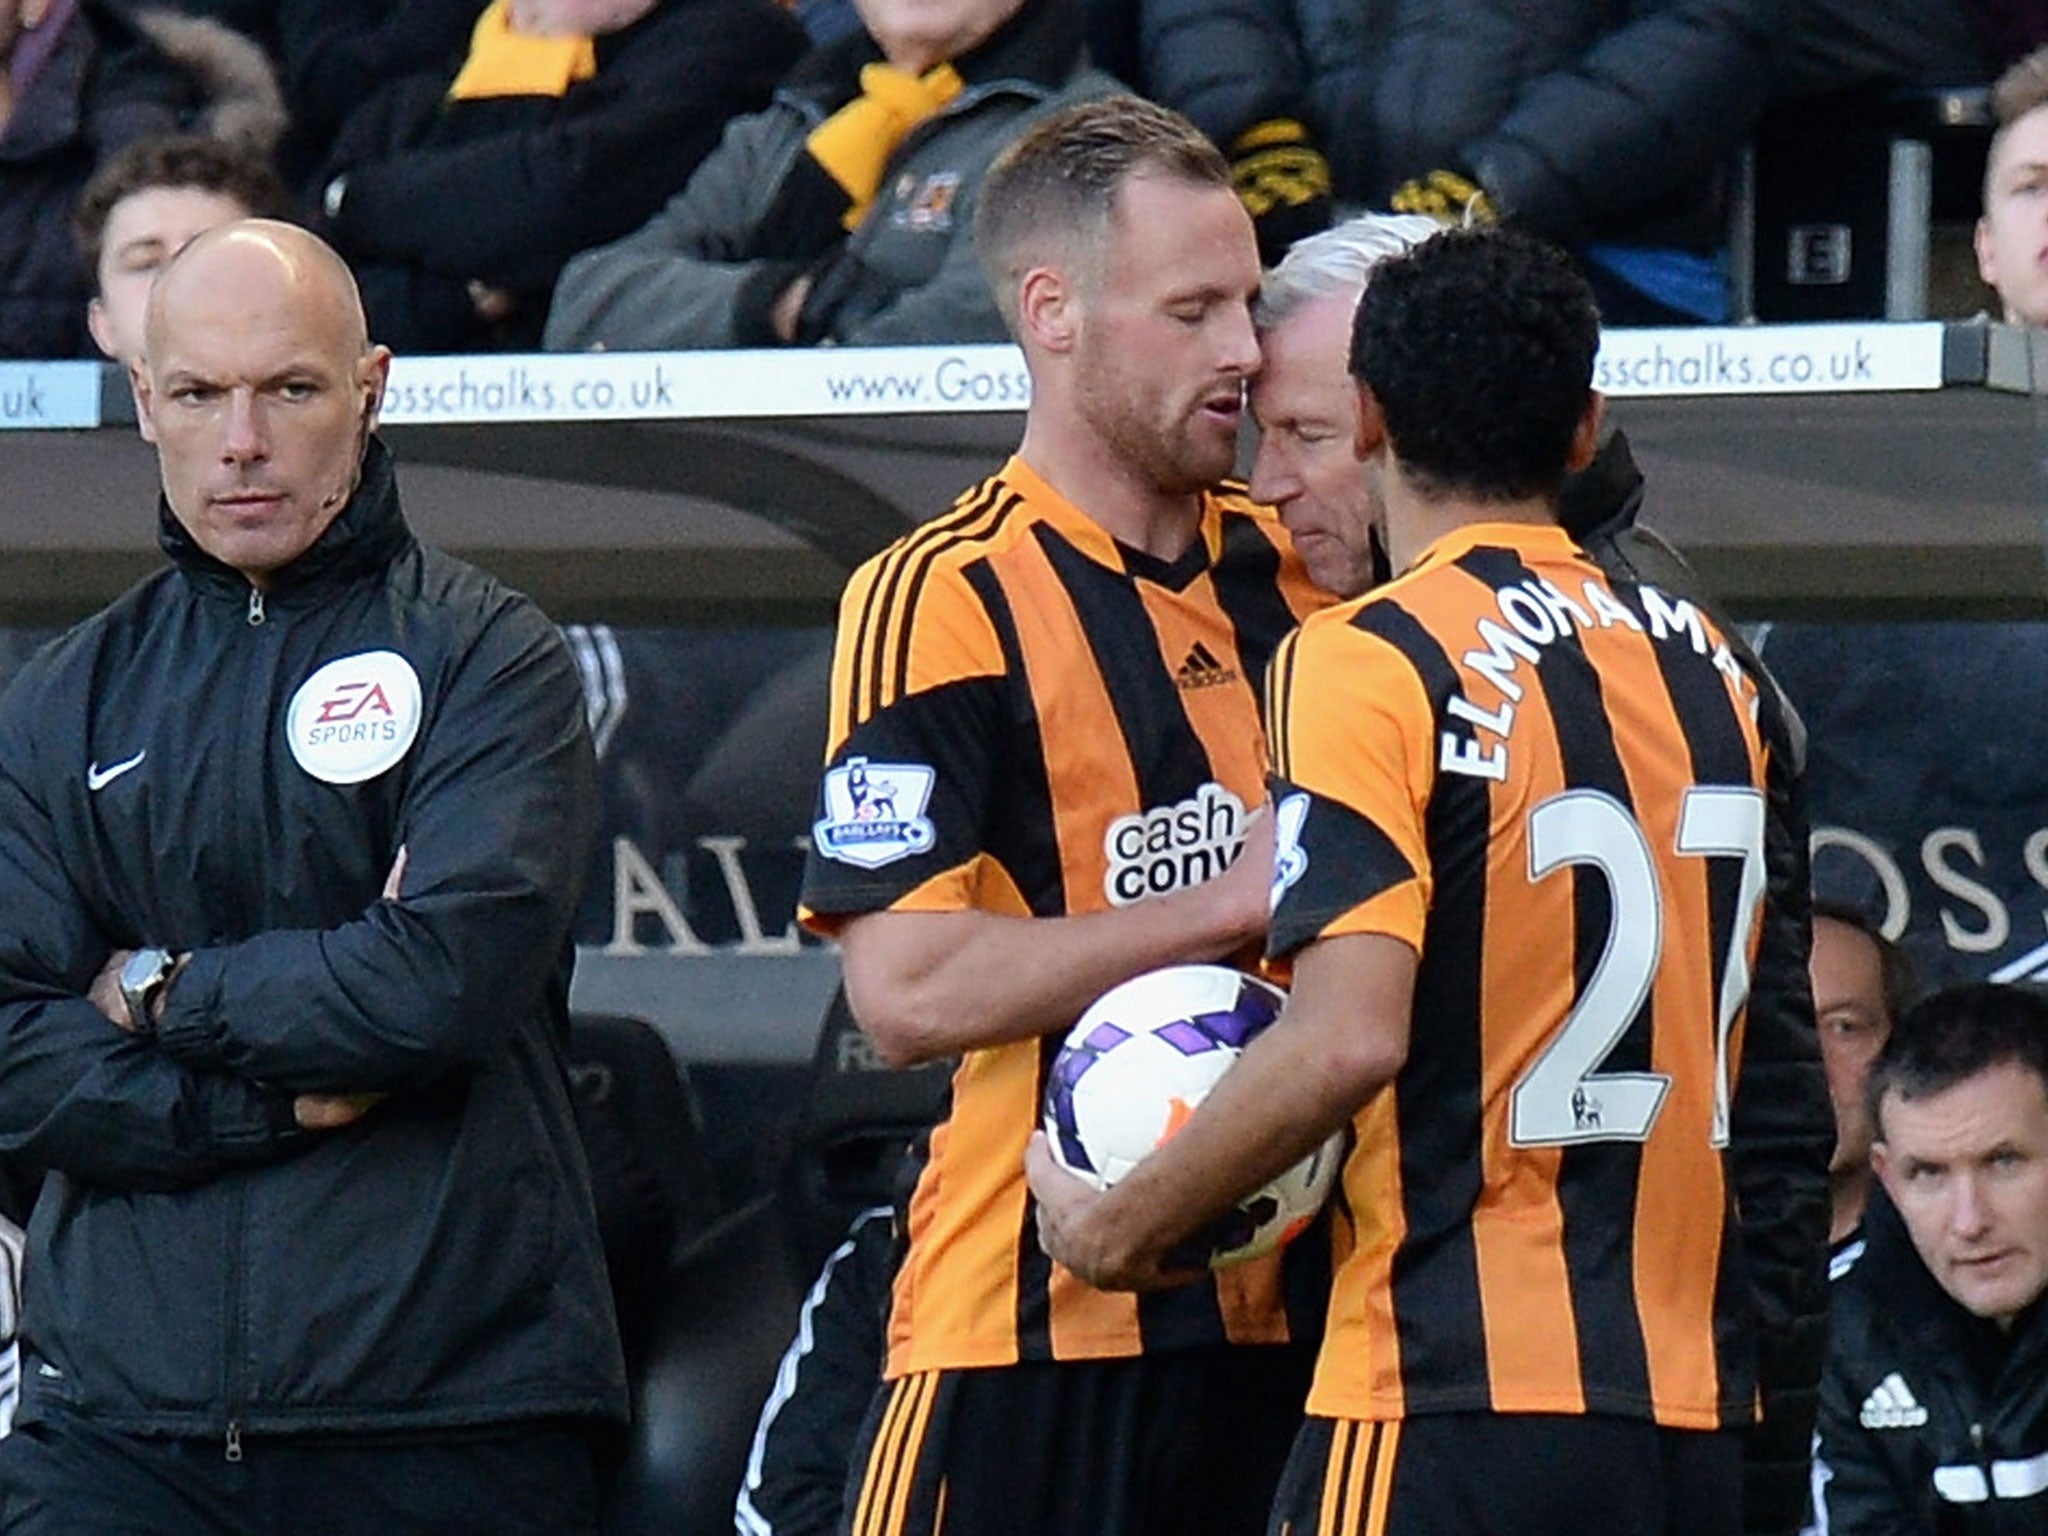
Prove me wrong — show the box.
[806,62,965,230]
[448,0,598,102]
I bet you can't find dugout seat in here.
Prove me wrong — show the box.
[597,1193,806,1536]
[780,985,952,1284]
[574,1011,810,1536]
[567,1012,726,1372]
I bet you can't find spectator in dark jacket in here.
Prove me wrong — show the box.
[270,0,484,182]
[1772,0,1990,100]
[0,0,281,358]
[1137,0,1787,320]
[542,0,1115,351]
[307,0,806,353]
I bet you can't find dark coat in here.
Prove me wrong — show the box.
[1772,0,1988,99]
[1572,431,1831,1536]
[0,0,234,358]
[274,0,484,180]
[308,0,806,353]
[1139,0,1790,248]
[0,442,625,1436]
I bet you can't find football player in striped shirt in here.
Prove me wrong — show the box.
[1030,227,1831,1536]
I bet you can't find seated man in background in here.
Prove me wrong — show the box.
[1809,899,1914,1258]
[1811,983,2048,1533]
[72,131,290,366]
[542,0,1114,351]
[268,0,484,182]
[1977,44,2048,325]
[307,0,805,353]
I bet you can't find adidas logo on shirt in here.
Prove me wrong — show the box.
[1175,642,1238,691]
[1860,1372,1930,1430]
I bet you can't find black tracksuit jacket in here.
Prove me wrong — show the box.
[1813,1190,2048,1534]
[0,442,625,1440]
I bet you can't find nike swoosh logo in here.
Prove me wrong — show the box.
[85,751,146,791]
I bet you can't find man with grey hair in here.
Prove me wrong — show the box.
[1248,213,1754,607]
[1247,212,1440,598]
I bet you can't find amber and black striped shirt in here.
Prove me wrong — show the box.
[1266,521,1777,1431]
[801,455,1329,1378]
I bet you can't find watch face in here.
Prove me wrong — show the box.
[120,948,168,992]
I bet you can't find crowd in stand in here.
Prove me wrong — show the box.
[9,0,2048,361]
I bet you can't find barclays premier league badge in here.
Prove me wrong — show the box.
[814,756,937,869]
[286,650,423,785]
[1271,791,1310,910]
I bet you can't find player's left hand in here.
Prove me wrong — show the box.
[1207,803,1274,949]
[1025,1131,1204,1294]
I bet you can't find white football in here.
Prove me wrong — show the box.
[1042,963,1343,1268]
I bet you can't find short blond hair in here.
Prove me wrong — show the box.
[973,94,1230,333]
[1985,46,2048,201]
[1993,45,2048,126]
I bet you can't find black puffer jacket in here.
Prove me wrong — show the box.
[275,0,483,181]
[1139,0,1788,248]
[308,0,806,352]
[1813,1191,2048,1535]
[0,441,625,1438]
[1571,430,1831,1536]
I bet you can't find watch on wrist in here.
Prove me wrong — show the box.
[117,946,177,1034]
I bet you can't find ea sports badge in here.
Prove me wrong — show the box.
[286,650,423,785]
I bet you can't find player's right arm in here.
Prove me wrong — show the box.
[1028,614,1434,1287]
[801,529,1272,1067]
[837,841,1270,1067]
